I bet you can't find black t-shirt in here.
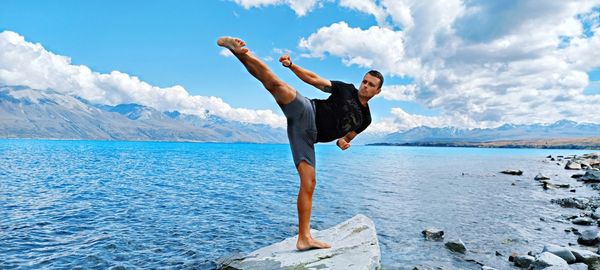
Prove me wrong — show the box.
[312,80,372,143]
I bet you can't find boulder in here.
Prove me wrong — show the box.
[569,248,600,267]
[577,229,600,246]
[528,252,569,270]
[581,171,600,183]
[514,255,535,268]
[422,228,444,241]
[569,263,589,270]
[551,197,590,209]
[445,239,466,254]
[572,217,594,225]
[566,161,582,170]
[217,214,380,270]
[592,208,600,219]
[501,170,523,175]
[542,181,570,189]
[541,244,576,263]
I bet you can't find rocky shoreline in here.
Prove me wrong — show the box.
[368,138,600,150]
[415,153,600,270]
[216,153,600,270]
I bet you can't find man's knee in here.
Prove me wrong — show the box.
[297,161,316,191]
[264,79,288,94]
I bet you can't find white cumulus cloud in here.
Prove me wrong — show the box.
[231,0,320,16]
[296,0,600,131]
[0,31,286,129]
[380,84,417,101]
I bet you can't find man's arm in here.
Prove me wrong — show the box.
[279,54,332,92]
[336,131,357,151]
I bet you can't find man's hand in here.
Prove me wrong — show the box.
[336,138,351,151]
[279,54,292,67]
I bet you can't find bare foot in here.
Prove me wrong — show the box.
[217,36,249,54]
[296,236,331,251]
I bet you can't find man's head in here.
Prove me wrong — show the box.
[358,70,383,100]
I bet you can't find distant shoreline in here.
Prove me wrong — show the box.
[2,137,600,150]
[367,137,600,150]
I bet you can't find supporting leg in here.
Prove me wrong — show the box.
[295,161,331,251]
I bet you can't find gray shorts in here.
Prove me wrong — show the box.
[279,92,317,168]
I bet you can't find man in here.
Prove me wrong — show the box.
[217,37,383,250]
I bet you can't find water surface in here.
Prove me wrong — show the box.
[0,139,595,269]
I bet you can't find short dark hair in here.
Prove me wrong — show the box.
[367,70,384,89]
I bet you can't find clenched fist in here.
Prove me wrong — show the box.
[279,54,292,67]
[336,138,351,151]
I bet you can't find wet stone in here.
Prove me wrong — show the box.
[572,217,594,225]
[577,229,600,246]
[422,228,444,241]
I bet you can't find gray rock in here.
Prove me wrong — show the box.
[217,214,380,270]
[535,174,551,180]
[592,208,600,219]
[566,161,582,170]
[581,171,600,183]
[569,262,589,270]
[573,217,595,225]
[445,239,466,254]
[501,169,523,175]
[542,181,570,189]
[572,174,585,179]
[580,161,592,169]
[569,248,600,267]
[514,255,535,267]
[551,197,590,209]
[577,229,600,246]
[422,228,444,241]
[539,266,573,270]
[542,244,576,263]
[529,252,569,270]
[571,248,600,269]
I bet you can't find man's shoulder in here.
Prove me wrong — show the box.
[331,80,357,91]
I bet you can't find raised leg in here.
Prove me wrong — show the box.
[217,37,296,105]
[295,161,331,251]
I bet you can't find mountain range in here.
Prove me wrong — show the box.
[1,85,598,146]
[0,85,287,143]
[378,120,600,145]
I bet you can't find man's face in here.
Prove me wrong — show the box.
[358,73,382,99]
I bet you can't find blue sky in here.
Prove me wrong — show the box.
[1,0,599,132]
[0,1,421,119]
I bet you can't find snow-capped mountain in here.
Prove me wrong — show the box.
[380,120,600,144]
[0,85,287,143]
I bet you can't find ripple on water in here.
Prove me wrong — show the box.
[0,140,595,269]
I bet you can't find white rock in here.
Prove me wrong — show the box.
[218,214,381,270]
[569,248,600,266]
[529,252,568,270]
[566,161,582,170]
[542,244,576,263]
[569,262,589,270]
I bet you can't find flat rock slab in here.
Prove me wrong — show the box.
[218,214,381,270]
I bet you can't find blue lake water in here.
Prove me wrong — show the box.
[0,139,597,269]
